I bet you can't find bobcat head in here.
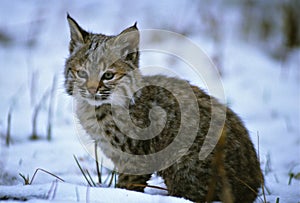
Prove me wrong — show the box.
[65,14,140,106]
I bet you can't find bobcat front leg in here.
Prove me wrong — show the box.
[117,173,152,192]
[111,154,152,192]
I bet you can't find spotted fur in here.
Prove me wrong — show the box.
[64,15,263,202]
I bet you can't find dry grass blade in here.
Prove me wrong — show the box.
[234,176,264,203]
[75,186,80,202]
[46,180,59,200]
[86,186,90,203]
[74,155,93,186]
[94,142,102,184]
[30,168,64,184]
[19,173,30,185]
[103,167,116,187]
[257,132,267,203]
[127,183,168,191]
[108,169,116,187]
[85,169,97,187]
[19,168,64,186]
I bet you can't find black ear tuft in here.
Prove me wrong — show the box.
[67,14,89,53]
[133,22,138,29]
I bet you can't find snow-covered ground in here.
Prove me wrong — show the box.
[0,1,299,203]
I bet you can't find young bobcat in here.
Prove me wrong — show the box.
[65,15,263,202]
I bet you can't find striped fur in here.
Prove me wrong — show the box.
[64,15,263,203]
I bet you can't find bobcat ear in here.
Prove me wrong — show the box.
[67,14,89,53]
[110,23,140,66]
[118,22,139,47]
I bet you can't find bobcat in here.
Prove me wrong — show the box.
[64,15,263,202]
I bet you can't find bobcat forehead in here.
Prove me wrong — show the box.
[86,37,112,65]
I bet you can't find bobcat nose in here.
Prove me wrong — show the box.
[88,87,98,95]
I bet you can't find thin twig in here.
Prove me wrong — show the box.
[30,88,50,140]
[5,108,12,147]
[47,74,57,141]
[6,85,25,145]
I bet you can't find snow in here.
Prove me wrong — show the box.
[0,183,188,203]
[0,0,299,202]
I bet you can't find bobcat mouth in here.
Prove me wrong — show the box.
[85,92,110,101]
[85,94,111,106]
[94,94,109,100]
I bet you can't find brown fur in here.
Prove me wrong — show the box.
[65,15,263,202]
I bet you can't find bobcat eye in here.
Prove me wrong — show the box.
[102,71,115,80]
[77,70,88,78]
